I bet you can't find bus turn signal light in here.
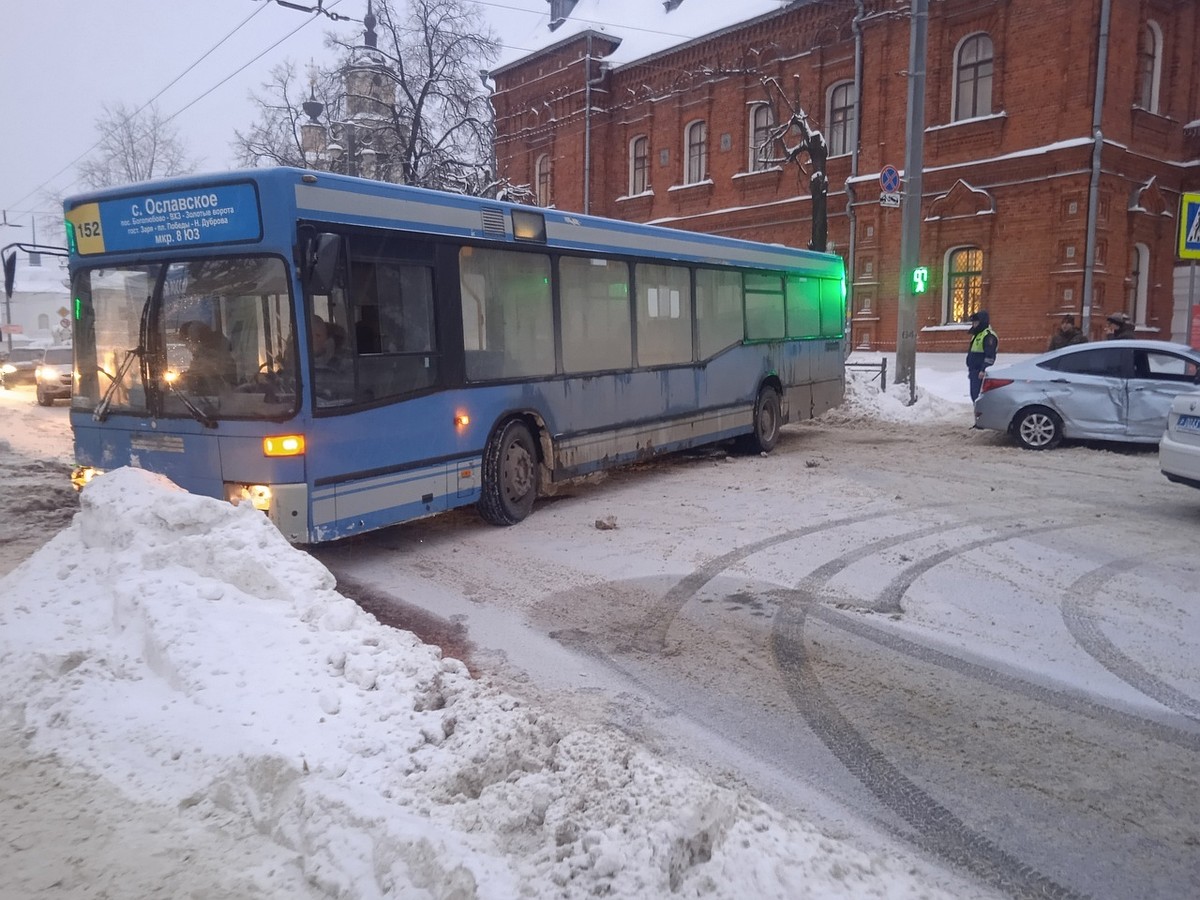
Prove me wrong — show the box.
[263,434,306,457]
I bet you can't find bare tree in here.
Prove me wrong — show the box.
[235,0,503,196]
[234,60,345,169]
[77,102,196,189]
[756,76,829,253]
[616,51,831,251]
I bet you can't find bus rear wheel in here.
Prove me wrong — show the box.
[479,419,539,525]
[738,385,782,454]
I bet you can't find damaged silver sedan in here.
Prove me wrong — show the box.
[973,339,1200,450]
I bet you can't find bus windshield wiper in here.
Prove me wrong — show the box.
[161,381,218,429]
[93,347,142,423]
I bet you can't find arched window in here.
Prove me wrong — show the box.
[945,247,985,322]
[629,136,649,195]
[535,153,552,206]
[827,81,856,157]
[748,104,774,172]
[1136,22,1162,113]
[685,120,707,184]
[954,34,994,121]
[1128,242,1150,325]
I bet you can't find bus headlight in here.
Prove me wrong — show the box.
[225,483,272,512]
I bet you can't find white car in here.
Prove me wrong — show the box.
[1160,392,1200,489]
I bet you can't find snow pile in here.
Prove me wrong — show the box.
[1,467,959,898]
[819,364,971,426]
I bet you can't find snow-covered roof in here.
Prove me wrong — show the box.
[493,0,798,73]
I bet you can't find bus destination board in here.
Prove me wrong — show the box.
[67,182,263,255]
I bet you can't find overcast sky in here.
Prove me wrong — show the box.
[0,0,555,237]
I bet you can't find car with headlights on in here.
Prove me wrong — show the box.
[35,345,74,405]
[974,339,1200,449]
[0,346,45,388]
[1159,392,1200,489]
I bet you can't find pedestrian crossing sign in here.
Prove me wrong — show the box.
[1179,193,1200,260]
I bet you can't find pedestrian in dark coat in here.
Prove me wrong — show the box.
[1048,315,1087,351]
[966,310,998,402]
[1105,312,1136,340]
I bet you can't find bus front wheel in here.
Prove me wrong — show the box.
[479,419,539,525]
[739,385,782,454]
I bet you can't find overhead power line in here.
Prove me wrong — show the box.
[4,0,339,213]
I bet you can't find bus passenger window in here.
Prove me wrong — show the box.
[635,263,692,366]
[459,247,554,381]
[560,256,632,373]
[356,305,383,354]
[342,258,439,403]
[313,315,354,408]
[745,272,786,340]
[819,277,845,338]
[695,268,743,358]
[785,275,820,338]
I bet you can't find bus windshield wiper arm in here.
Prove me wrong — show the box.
[93,347,142,423]
[161,381,218,429]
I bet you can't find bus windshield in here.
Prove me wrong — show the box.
[72,255,298,421]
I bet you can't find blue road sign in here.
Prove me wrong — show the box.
[880,165,901,194]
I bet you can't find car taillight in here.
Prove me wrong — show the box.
[980,377,1013,394]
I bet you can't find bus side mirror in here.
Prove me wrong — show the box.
[306,233,341,295]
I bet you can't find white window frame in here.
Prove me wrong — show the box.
[1136,21,1163,113]
[684,120,707,185]
[628,135,649,195]
[826,81,856,157]
[748,104,774,172]
[952,33,994,122]
[535,153,551,206]
[944,245,985,323]
[1130,242,1150,325]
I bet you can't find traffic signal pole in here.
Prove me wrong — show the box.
[895,0,928,403]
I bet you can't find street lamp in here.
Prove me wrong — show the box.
[298,2,399,181]
[300,90,387,180]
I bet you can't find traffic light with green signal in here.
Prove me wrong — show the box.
[911,266,929,295]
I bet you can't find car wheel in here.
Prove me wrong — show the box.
[36,388,53,407]
[1012,406,1063,450]
[478,419,539,525]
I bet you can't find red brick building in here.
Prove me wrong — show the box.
[490,0,1200,352]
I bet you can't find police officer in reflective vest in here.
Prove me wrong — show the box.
[966,309,998,402]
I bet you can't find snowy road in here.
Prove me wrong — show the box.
[313,416,1200,900]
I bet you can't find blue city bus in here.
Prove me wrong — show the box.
[64,167,845,543]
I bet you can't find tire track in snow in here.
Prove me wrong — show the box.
[1060,558,1200,722]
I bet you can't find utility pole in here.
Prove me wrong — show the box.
[894,0,928,400]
